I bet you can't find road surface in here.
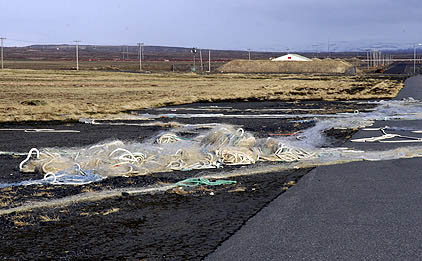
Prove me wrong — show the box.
[207,75,422,260]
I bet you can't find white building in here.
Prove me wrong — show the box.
[271,53,311,62]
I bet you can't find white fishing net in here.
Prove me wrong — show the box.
[19,125,315,181]
[11,97,422,186]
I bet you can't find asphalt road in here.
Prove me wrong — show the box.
[384,63,409,74]
[384,63,422,75]
[207,75,422,260]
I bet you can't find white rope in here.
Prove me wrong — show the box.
[352,128,422,143]
[109,148,135,160]
[43,172,57,183]
[381,139,422,143]
[0,151,29,156]
[156,133,182,144]
[15,127,318,185]
[19,148,40,171]
[19,140,316,176]
[0,128,80,133]
[89,140,125,151]
[40,164,104,185]
[274,143,314,162]
[24,129,80,133]
[112,163,135,176]
[216,148,256,165]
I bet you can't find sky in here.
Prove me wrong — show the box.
[1,0,422,51]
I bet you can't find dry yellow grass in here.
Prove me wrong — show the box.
[11,214,32,227]
[39,214,60,222]
[219,59,355,73]
[78,208,119,217]
[102,208,120,216]
[0,198,12,208]
[0,69,404,122]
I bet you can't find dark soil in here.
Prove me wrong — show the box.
[134,100,378,116]
[0,169,309,260]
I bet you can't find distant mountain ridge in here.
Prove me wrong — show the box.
[2,44,416,61]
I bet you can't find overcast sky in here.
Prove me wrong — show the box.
[1,0,421,51]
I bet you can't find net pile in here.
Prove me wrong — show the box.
[15,98,422,186]
[18,126,316,185]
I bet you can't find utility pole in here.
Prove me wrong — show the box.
[208,49,211,72]
[248,49,251,61]
[199,49,203,71]
[366,51,369,70]
[0,37,5,69]
[190,48,197,72]
[372,51,375,67]
[375,51,380,68]
[74,40,81,71]
[414,44,422,74]
[327,39,330,57]
[138,42,143,71]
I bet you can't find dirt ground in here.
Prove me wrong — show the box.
[0,169,310,260]
[0,69,403,122]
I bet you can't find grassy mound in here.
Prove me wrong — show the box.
[219,59,355,74]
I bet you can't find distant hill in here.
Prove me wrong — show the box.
[2,44,379,61]
[3,44,276,61]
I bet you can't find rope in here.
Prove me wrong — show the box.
[40,164,104,185]
[274,144,314,162]
[156,133,182,144]
[166,149,221,171]
[19,148,40,171]
[268,132,298,136]
[15,127,317,186]
[175,178,236,187]
[351,128,422,143]
[0,151,29,156]
[0,128,80,133]
[110,148,143,162]
[216,148,256,165]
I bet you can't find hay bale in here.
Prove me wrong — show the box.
[218,59,355,74]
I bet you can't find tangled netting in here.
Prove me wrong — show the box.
[18,126,315,185]
[13,97,422,186]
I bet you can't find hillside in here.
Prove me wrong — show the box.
[2,44,371,62]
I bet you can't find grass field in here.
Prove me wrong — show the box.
[1,60,226,72]
[0,69,404,122]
